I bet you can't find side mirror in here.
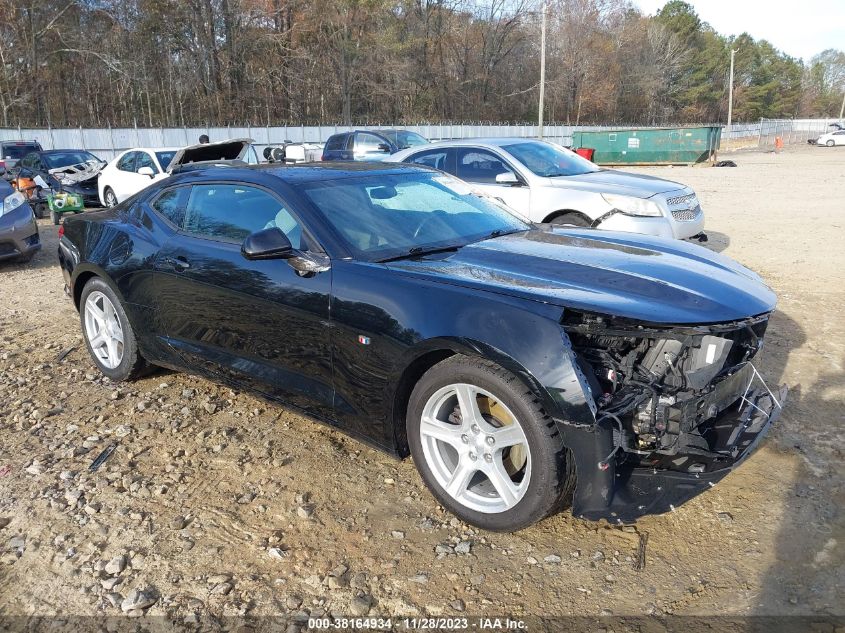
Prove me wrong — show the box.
[495,171,520,185]
[241,227,294,260]
[137,166,155,178]
[377,143,391,153]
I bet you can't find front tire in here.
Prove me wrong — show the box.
[104,187,118,207]
[407,356,575,532]
[826,140,835,147]
[80,277,147,381]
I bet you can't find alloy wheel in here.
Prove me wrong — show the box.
[105,189,117,207]
[84,291,124,369]
[419,383,531,513]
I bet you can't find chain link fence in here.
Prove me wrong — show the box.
[1,119,841,161]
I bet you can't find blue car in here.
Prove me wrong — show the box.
[321,129,428,161]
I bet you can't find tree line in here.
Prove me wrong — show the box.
[0,0,843,128]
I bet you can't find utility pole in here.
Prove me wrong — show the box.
[727,48,737,145]
[839,89,845,120]
[538,1,547,139]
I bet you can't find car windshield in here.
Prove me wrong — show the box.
[300,171,529,262]
[2,144,40,159]
[379,131,428,149]
[43,151,101,169]
[156,151,177,170]
[503,141,599,177]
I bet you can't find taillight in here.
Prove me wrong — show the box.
[58,225,65,238]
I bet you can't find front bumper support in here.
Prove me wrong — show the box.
[559,377,787,524]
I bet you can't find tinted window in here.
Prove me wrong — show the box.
[116,152,136,172]
[21,153,39,168]
[43,151,100,169]
[183,184,303,248]
[152,187,190,227]
[136,152,158,173]
[502,141,598,177]
[155,151,176,171]
[405,149,449,171]
[300,172,528,261]
[324,134,347,151]
[456,148,515,184]
[1,143,41,159]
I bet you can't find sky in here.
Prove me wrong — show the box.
[633,0,845,62]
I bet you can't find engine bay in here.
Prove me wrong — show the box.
[562,310,773,472]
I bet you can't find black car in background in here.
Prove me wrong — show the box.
[17,149,106,212]
[57,162,785,531]
[0,139,43,170]
[321,129,428,161]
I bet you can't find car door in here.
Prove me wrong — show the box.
[835,131,845,146]
[353,132,391,161]
[150,181,334,417]
[112,151,138,201]
[453,147,531,215]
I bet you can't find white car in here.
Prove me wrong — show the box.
[98,147,179,206]
[387,138,705,240]
[815,130,845,146]
[98,139,262,207]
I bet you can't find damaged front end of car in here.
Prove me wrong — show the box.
[558,310,787,524]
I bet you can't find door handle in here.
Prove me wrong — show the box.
[164,256,190,271]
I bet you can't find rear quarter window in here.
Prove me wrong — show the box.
[324,134,347,151]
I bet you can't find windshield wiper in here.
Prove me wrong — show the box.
[377,244,462,263]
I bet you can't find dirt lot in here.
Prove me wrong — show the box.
[0,145,842,624]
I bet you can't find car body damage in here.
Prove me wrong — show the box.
[48,158,106,186]
[557,310,787,523]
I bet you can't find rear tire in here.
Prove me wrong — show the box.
[407,355,575,532]
[551,212,590,228]
[79,277,147,381]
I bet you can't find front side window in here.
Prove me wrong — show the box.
[380,130,428,150]
[116,152,136,172]
[300,172,529,261]
[136,152,158,173]
[155,151,176,171]
[355,133,388,154]
[151,187,190,227]
[502,141,599,177]
[182,184,303,248]
[455,148,516,184]
[405,149,449,171]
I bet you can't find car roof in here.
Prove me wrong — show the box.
[421,137,546,148]
[169,161,430,184]
[41,149,97,154]
[120,147,181,153]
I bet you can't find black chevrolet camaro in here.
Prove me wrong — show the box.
[58,162,786,531]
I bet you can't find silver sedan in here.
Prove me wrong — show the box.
[388,138,705,240]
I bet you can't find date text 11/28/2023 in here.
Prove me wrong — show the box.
[307,617,527,630]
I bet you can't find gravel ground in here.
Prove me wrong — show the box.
[0,145,842,624]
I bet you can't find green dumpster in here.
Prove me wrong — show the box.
[571,126,721,165]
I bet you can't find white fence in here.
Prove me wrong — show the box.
[1,119,840,161]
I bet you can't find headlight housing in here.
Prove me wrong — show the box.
[0,191,27,219]
[601,193,663,217]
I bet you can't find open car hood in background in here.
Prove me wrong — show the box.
[167,138,254,170]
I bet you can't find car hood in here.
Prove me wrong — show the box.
[385,228,776,324]
[542,169,686,198]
